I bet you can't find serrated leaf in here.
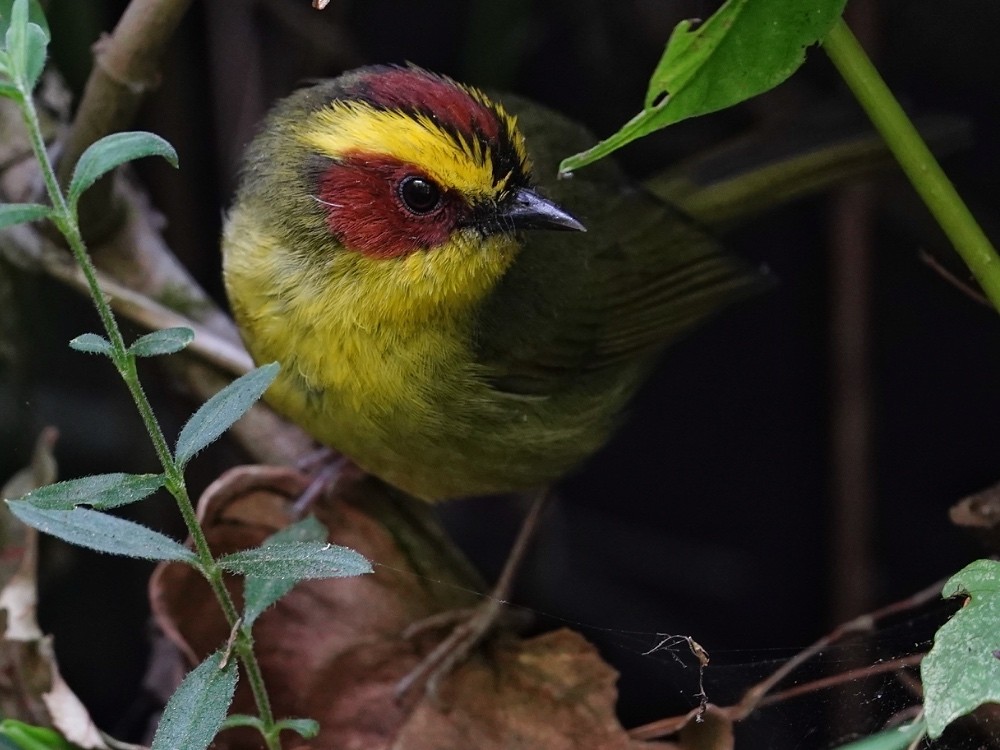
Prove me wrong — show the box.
[0,203,49,229]
[130,326,194,357]
[0,0,49,46]
[559,0,848,173]
[7,502,195,562]
[830,719,925,750]
[67,131,178,209]
[15,472,164,510]
[922,559,1000,738]
[151,650,237,750]
[219,540,372,580]
[242,516,328,625]
[174,362,279,467]
[67,332,112,356]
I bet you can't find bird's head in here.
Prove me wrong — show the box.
[227,66,583,325]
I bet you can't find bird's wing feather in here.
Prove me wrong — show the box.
[473,95,770,396]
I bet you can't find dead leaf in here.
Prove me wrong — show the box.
[0,429,110,749]
[40,642,107,750]
[150,465,669,749]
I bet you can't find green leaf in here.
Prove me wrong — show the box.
[0,719,73,750]
[219,540,372,580]
[0,0,50,46]
[174,362,279,467]
[219,714,264,732]
[15,472,164,510]
[20,20,44,89]
[275,718,320,740]
[151,650,238,750]
[7,502,196,562]
[67,131,178,210]
[242,516,329,625]
[68,332,112,356]
[3,0,27,69]
[0,81,19,100]
[922,559,1000,738]
[130,327,194,357]
[559,0,848,173]
[2,0,46,93]
[829,719,925,750]
[0,202,49,229]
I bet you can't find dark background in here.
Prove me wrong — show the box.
[2,0,999,746]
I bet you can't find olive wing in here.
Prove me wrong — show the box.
[473,95,770,396]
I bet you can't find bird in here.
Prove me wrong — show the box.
[221,64,767,506]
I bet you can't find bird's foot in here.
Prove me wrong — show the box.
[395,488,551,701]
[395,596,510,701]
[292,448,349,517]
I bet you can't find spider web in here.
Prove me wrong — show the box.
[534,594,980,749]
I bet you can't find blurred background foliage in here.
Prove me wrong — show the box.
[2,0,1000,745]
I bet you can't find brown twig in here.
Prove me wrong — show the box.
[0,3,313,464]
[920,249,992,308]
[757,653,923,708]
[55,0,194,242]
[726,575,943,720]
[1,222,252,377]
[628,576,947,740]
[828,0,880,628]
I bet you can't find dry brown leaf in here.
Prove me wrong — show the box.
[40,643,108,750]
[150,464,669,749]
[0,429,109,748]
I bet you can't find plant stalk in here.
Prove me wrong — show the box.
[55,0,194,242]
[16,81,280,749]
[823,18,1000,312]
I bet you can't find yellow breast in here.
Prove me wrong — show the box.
[221,204,520,489]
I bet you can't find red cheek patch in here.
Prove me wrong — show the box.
[317,156,458,259]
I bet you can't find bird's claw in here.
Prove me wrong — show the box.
[395,597,506,702]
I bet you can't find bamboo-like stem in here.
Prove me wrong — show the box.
[824,18,1000,311]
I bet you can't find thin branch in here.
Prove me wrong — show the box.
[757,653,923,707]
[628,576,947,740]
[920,249,991,308]
[727,576,943,720]
[60,247,247,373]
[0,198,313,467]
[828,0,879,626]
[825,19,1000,311]
[55,0,194,241]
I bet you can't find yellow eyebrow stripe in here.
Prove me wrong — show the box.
[297,101,497,198]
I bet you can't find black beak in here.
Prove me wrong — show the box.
[501,187,586,232]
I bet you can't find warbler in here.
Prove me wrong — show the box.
[221,65,767,501]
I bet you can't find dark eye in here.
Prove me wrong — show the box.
[399,176,441,214]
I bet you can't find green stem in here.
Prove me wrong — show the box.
[15,79,280,749]
[823,18,1000,311]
